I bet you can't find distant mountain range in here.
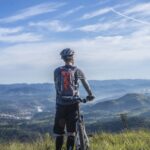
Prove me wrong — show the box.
[0,79,150,119]
[0,80,150,141]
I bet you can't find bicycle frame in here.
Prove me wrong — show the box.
[75,104,90,150]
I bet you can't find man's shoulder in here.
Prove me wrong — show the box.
[75,67,84,73]
[54,66,63,73]
[74,67,85,79]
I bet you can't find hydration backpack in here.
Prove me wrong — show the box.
[56,66,78,97]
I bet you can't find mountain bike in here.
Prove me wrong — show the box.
[74,97,90,150]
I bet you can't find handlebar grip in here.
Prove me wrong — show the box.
[82,99,87,103]
[79,98,88,103]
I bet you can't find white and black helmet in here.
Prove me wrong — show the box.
[60,48,75,60]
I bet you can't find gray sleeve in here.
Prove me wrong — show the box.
[81,79,93,96]
[76,68,92,95]
[75,68,86,79]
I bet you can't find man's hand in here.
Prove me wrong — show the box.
[86,95,95,101]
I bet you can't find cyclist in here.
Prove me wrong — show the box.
[53,48,95,150]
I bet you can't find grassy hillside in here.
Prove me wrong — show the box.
[0,130,150,150]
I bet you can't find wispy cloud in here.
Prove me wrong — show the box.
[77,22,115,32]
[0,26,42,43]
[77,18,140,33]
[0,2,65,23]
[0,33,42,43]
[126,2,150,15]
[80,7,111,20]
[78,5,150,33]
[0,27,23,35]
[29,20,71,32]
[111,8,150,26]
[60,6,84,17]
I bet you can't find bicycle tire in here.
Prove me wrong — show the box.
[78,123,85,150]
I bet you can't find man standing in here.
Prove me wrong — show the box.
[53,48,94,150]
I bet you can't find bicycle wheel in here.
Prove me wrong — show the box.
[78,122,85,150]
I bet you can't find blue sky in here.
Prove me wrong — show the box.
[0,0,150,83]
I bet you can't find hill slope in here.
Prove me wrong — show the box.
[91,93,150,111]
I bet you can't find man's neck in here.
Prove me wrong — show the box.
[65,62,73,66]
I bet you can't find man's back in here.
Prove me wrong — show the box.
[54,65,86,105]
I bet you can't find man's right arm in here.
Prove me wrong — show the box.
[80,79,92,96]
[76,68,95,101]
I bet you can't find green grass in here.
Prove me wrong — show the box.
[1,130,150,150]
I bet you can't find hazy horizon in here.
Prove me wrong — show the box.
[1,78,150,85]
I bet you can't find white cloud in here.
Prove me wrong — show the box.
[81,7,111,20]
[1,27,150,83]
[0,2,65,23]
[0,33,42,43]
[0,26,43,43]
[77,22,116,32]
[126,2,150,15]
[77,6,150,33]
[29,20,71,32]
[0,27,23,35]
[60,6,84,17]
[77,18,140,32]
[111,8,150,26]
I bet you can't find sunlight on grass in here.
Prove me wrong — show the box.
[1,130,150,150]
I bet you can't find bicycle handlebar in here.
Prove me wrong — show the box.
[71,97,89,103]
[61,96,93,103]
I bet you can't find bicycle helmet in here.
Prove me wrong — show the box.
[60,48,75,60]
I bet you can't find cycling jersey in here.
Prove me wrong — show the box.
[54,65,91,105]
